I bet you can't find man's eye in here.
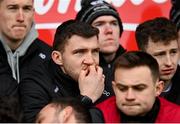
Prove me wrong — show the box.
[117,86,127,92]
[170,50,178,55]
[23,6,33,11]
[93,23,102,27]
[8,6,18,10]
[111,21,118,26]
[92,49,99,55]
[134,86,146,91]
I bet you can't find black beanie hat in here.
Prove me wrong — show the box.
[76,0,123,37]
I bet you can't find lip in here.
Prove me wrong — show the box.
[161,68,175,75]
[122,103,139,106]
[13,25,26,28]
[105,38,114,41]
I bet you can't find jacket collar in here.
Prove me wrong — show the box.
[99,45,126,66]
[49,59,80,97]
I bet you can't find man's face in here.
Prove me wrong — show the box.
[92,15,120,54]
[60,35,99,81]
[146,40,179,82]
[113,66,158,116]
[0,0,34,43]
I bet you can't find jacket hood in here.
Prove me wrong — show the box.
[0,23,38,83]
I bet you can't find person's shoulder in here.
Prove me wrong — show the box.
[157,97,180,122]
[20,60,52,85]
[96,96,116,114]
[116,45,126,56]
[32,38,52,52]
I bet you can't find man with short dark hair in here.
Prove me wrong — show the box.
[97,51,180,123]
[76,0,126,103]
[19,20,104,122]
[135,17,180,104]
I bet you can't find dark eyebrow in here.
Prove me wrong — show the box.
[115,82,127,87]
[115,82,146,87]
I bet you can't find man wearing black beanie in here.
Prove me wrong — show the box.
[76,0,126,104]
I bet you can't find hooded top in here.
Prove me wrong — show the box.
[0,23,52,83]
[0,23,38,83]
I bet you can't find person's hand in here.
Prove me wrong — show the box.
[78,65,105,103]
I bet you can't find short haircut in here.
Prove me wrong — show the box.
[114,51,159,82]
[38,97,92,123]
[135,17,178,51]
[53,19,99,52]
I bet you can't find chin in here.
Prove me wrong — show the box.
[101,49,117,54]
[160,75,174,81]
[123,111,140,116]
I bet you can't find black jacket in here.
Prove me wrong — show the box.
[0,58,18,97]
[96,45,126,104]
[19,59,104,122]
[0,38,52,81]
[0,38,51,122]
[161,66,180,105]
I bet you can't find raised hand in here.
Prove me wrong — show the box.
[78,65,105,103]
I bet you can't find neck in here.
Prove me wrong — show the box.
[102,52,116,63]
[163,80,172,91]
[2,35,23,51]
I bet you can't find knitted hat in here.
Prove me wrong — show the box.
[170,0,180,31]
[76,0,123,37]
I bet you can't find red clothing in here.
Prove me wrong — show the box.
[96,96,180,123]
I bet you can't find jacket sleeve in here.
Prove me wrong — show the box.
[19,74,51,123]
[89,107,105,123]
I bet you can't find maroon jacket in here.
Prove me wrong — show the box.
[96,96,180,123]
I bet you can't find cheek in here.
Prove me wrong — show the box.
[94,56,99,65]
[174,55,180,63]
[114,89,123,100]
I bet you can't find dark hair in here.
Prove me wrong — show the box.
[76,0,123,37]
[50,97,91,123]
[53,19,99,52]
[0,96,22,122]
[114,51,159,82]
[135,17,178,51]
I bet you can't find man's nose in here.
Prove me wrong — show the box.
[17,9,24,22]
[125,89,135,101]
[165,54,173,66]
[83,53,95,65]
[104,23,113,34]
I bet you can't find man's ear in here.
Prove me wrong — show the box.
[59,106,74,123]
[155,80,164,96]
[51,50,63,65]
[112,81,116,93]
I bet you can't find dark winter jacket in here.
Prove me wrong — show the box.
[0,38,52,81]
[0,24,52,83]
[0,24,51,96]
[0,58,18,97]
[19,59,104,122]
[160,66,180,105]
[96,96,180,123]
[96,45,126,104]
